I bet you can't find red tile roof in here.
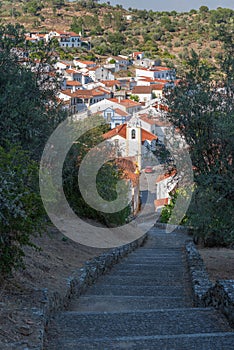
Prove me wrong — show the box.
[103,124,126,139]
[139,115,156,125]
[132,86,153,94]
[66,80,82,86]
[154,198,169,208]
[75,60,96,65]
[138,77,171,84]
[156,170,177,183]
[103,124,157,142]
[153,103,170,112]
[108,98,141,108]
[151,84,165,90]
[101,80,120,87]
[66,69,79,74]
[114,108,129,116]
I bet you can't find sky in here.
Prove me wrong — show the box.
[100,0,234,12]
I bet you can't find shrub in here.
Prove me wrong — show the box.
[0,146,44,276]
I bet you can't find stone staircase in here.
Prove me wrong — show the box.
[44,227,234,349]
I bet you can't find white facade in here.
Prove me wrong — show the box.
[88,67,114,81]
[46,31,81,48]
[136,67,176,80]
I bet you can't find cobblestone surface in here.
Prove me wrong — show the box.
[44,226,234,349]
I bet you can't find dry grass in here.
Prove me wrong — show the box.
[198,247,234,283]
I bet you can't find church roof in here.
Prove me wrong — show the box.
[103,123,157,142]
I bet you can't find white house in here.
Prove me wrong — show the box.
[108,98,142,115]
[106,56,129,69]
[138,111,172,144]
[136,66,176,80]
[155,170,177,211]
[134,58,157,68]
[64,68,83,83]
[54,60,72,72]
[58,90,77,114]
[132,51,144,60]
[46,31,82,48]
[100,107,130,128]
[88,66,114,81]
[73,59,96,69]
[131,86,153,103]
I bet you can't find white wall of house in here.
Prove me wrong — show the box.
[135,93,153,103]
[59,35,81,48]
[156,176,176,202]
[136,68,176,80]
[152,88,163,98]
[139,119,157,135]
[55,61,70,71]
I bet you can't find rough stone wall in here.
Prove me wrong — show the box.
[185,241,234,327]
[203,280,234,327]
[185,241,213,306]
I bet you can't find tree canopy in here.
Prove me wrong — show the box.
[165,26,234,246]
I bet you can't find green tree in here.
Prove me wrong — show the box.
[130,94,139,102]
[165,46,234,246]
[0,24,65,160]
[0,24,66,276]
[0,146,44,276]
[199,6,209,13]
[70,16,83,34]
[63,124,131,226]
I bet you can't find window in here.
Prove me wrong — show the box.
[106,112,112,121]
[131,129,136,139]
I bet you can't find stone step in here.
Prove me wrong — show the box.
[69,295,192,312]
[111,266,187,273]
[46,332,234,350]
[131,247,183,250]
[84,284,189,297]
[48,308,232,340]
[114,261,184,267]
[120,250,183,255]
[107,270,189,278]
[125,255,183,260]
[91,275,190,286]
[128,252,184,257]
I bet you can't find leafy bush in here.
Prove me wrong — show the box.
[0,146,44,276]
[160,189,188,224]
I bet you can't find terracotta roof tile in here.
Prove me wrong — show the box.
[103,123,157,142]
[151,84,165,90]
[66,69,79,74]
[132,86,153,94]
[66,80,82,86]
[156,170,177,183]
[108,98,141,107]
[114,108,129,116]
[154,198,169,207]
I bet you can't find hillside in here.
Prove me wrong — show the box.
[1,1,233,64]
